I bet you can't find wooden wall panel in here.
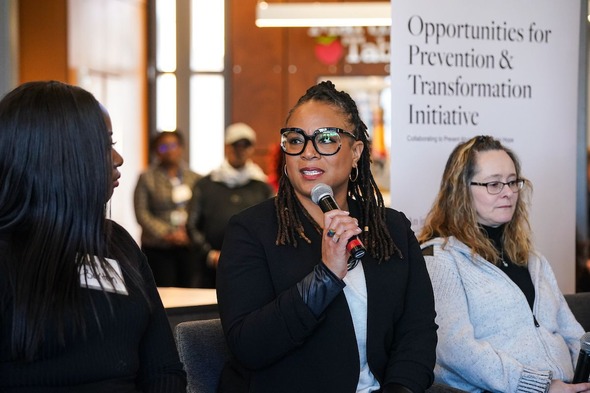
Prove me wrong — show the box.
[18,0,68,82]
[228,0,389,174]
[228,0,286,172]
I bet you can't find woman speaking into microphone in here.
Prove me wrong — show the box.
[216,81,437,393]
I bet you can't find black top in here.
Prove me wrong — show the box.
[187,175,273,287]
[481,224,535,310]
[0,221,186,392]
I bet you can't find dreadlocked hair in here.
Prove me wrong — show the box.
[275,80,400,261]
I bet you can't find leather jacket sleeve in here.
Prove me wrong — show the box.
[296,261,345,318]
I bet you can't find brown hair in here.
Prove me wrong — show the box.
[417,135,532,265]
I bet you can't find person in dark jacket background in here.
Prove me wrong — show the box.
[187,122,272,288]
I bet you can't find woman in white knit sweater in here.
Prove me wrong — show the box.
[418,135,590,393]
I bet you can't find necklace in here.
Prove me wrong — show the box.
[500,249,508,267]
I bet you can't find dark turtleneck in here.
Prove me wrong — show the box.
[480,224,535,310]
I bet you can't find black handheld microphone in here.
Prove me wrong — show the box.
[310,183,366,260]
[573,332,590,383]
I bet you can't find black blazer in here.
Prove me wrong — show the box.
[216,198,437,393]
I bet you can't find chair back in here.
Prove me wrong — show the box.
[174,319,466,392]
[175,318,230,393]
[565,292,590,332]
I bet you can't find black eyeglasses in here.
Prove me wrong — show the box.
[280,127,357,156]
[470,179,525,195]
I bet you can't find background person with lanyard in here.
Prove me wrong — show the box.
[134,131,201,287]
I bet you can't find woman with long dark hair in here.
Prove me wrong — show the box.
[0,81,186,392]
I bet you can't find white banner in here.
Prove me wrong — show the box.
[390,0,582,293]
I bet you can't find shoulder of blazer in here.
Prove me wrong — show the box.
[232,197,277,224]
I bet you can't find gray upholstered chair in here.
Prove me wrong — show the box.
[565,292,590,332]
[175,318,230,393]
[174,318,466,393]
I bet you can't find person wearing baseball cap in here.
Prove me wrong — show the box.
[187,123,273,288]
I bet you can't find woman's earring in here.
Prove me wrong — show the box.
[349,166,359,182]
[283,164,288,177]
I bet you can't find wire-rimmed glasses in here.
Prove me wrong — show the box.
[470,179,525,195]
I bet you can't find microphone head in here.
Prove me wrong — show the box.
[311,183,333,205]
[582,332,590,352]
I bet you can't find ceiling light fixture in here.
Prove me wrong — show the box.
[255,1,391,28]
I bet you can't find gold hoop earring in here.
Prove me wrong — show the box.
[349,166,359,182]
